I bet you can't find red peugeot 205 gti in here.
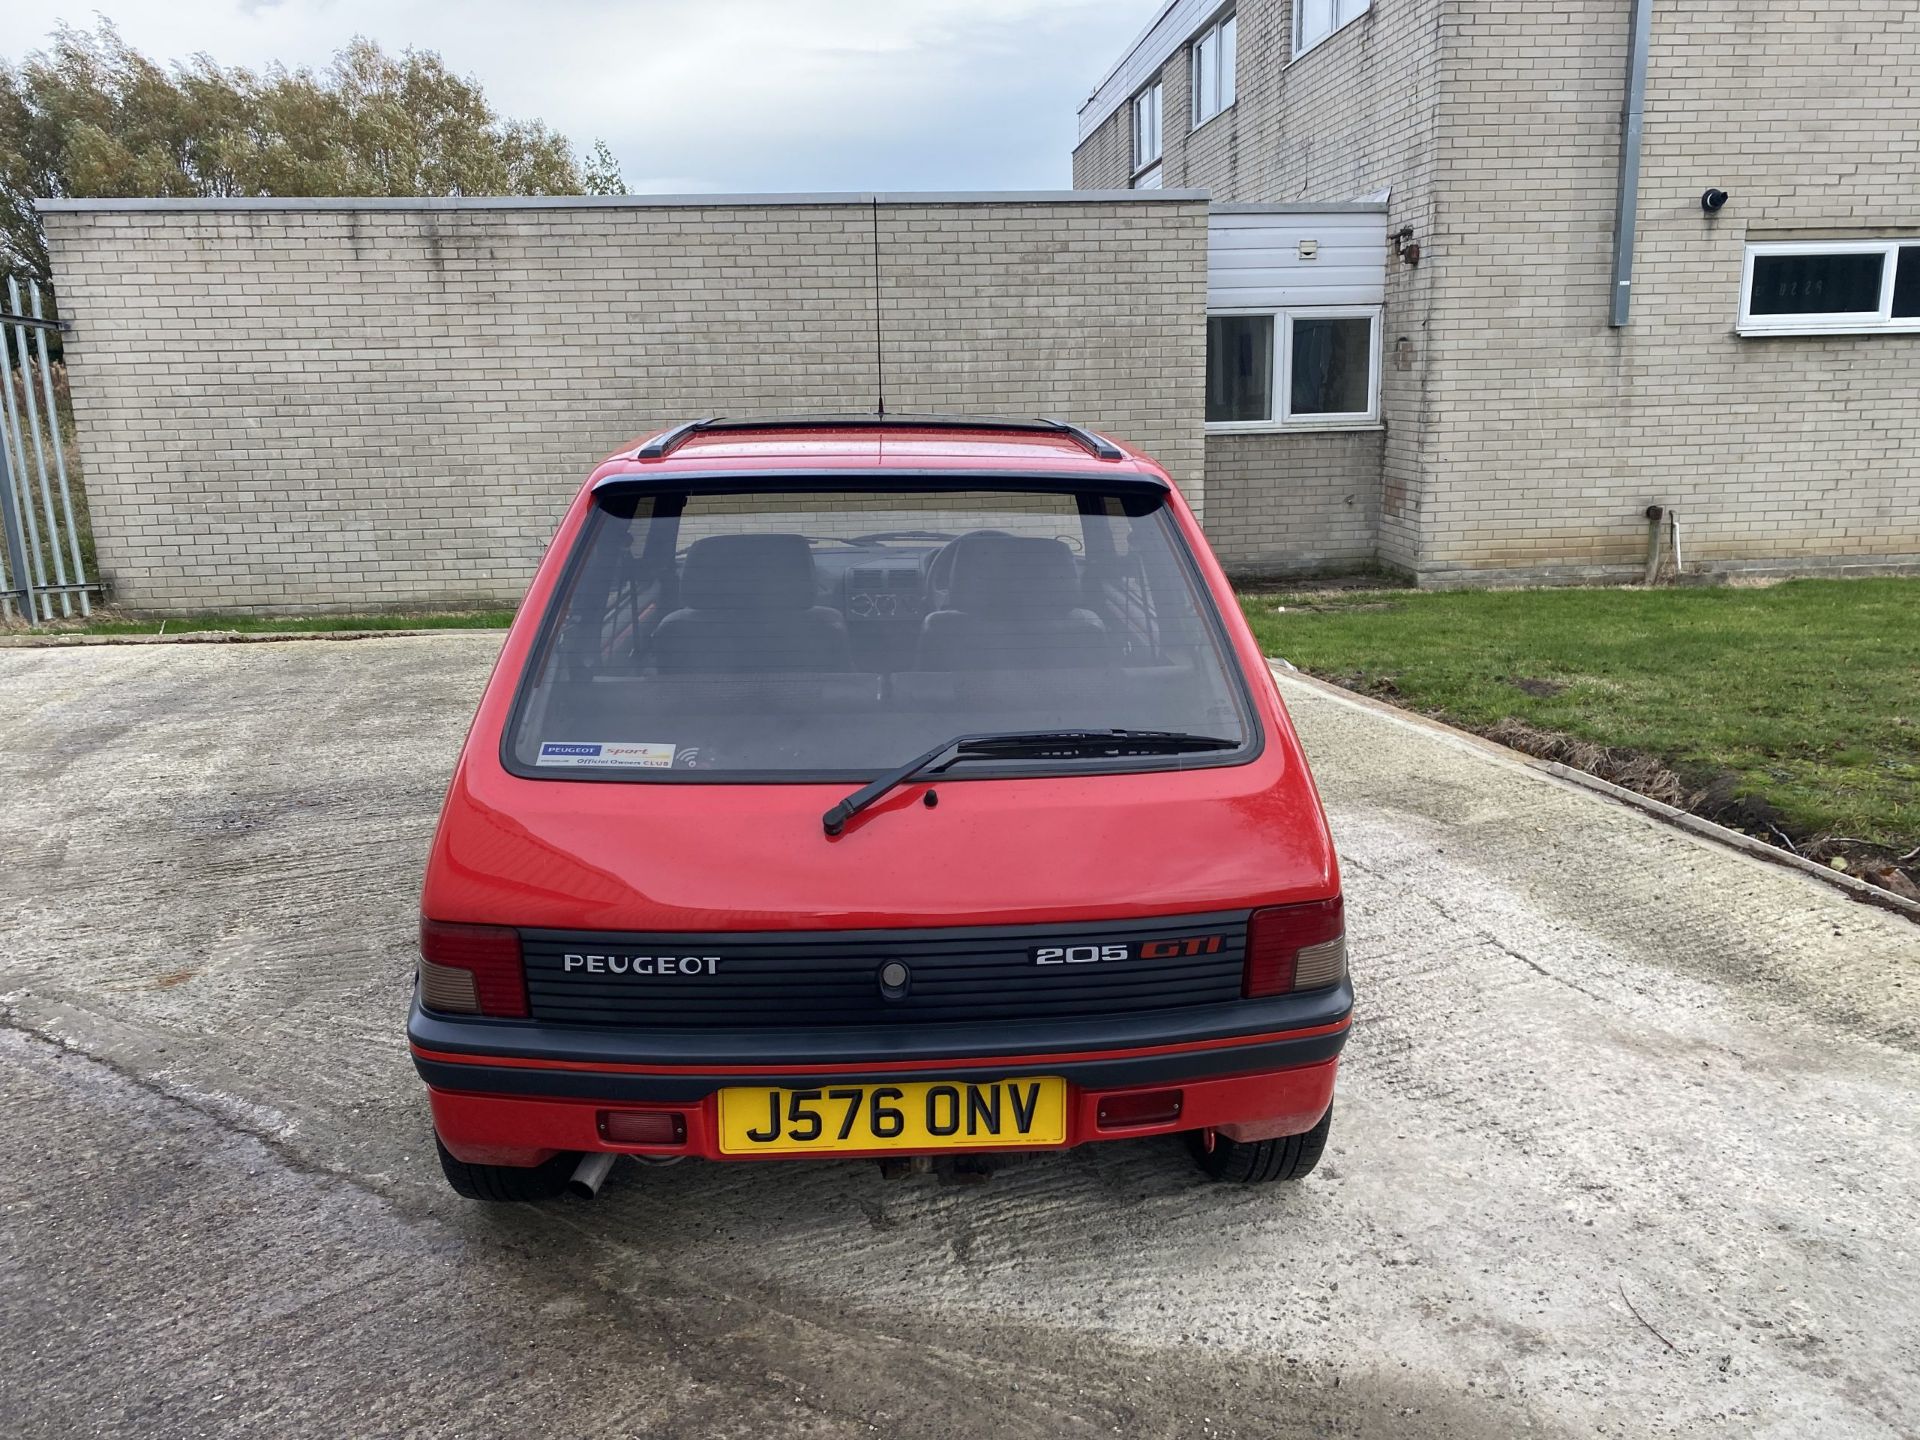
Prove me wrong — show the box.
[411,415,1351,1200]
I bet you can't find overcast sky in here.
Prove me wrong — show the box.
[2,1,1155,193]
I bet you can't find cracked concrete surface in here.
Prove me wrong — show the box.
[1,634,1915,1438]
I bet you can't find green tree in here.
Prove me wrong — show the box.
[582,139,628,197]
[0,21,588,284]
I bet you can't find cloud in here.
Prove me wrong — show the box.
[4,0,1154,190]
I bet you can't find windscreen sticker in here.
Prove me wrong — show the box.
[536,741,677,769]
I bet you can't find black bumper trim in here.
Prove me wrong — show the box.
[409,993,1352,1104]
[409,980,1352,1067]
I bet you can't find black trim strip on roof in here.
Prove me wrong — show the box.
[634,416,718,459]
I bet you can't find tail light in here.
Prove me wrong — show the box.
[1243,897,1346,998]
[418,919,528,1018]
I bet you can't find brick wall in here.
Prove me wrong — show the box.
[42,196,1207,613]
[1419,0,1920,582]
[1246,0,1445,575]
[1071,113,1129,190]
[1075,0,1443,576]
[1078,0,1920,584]
[1204,430,1383,577]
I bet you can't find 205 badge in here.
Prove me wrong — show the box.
[1032,934,1225,965]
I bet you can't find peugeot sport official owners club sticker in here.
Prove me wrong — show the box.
[536,741,677,769]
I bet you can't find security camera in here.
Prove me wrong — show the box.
[1701,188,1729,213]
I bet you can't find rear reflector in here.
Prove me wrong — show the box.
[1244,897,1346,998]
[1293,934,1348,990]
[1096,1089,1184,1129]
[419,919,528,1018]
[418,960,480,1014]
[599,1110,687,1146]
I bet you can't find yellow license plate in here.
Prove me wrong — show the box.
[717,1077,1066,1155]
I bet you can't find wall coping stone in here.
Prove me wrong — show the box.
[41,190,1211,215]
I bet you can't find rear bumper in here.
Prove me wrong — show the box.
[428,1057,1340,1166]
[412,988,1351,1166]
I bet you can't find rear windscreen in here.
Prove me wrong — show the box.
[504,487,1257,780]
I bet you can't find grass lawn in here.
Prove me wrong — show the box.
[10,610,515,636]
[1240,578,1920,860]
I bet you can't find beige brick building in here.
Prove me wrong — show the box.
[40,195,1205,612]
[35,8,1920,608]
[1076,0,1920,583]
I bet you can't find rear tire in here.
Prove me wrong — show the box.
[1189,1103,1332,1183]
[435,1134,577,1202]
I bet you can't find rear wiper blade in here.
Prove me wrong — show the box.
[822,729,1240,836]
[947,728,1241,758]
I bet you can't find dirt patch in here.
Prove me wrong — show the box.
[1685,776,1920,898]
[1511,677,1568,698]
[1265,599,1405,616]
[1328,671,1405,701]
[1484,718,1691,807]
[1240,571,1414,599]
[1689,774,1801,850]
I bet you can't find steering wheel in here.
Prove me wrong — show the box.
[926,530,1012,611]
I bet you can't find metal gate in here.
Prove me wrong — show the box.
[1,276,96,621]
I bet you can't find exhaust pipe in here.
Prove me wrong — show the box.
[567,1151,617,1199]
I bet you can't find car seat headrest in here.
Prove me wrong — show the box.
[678,534,819,611]
[946,534,1083,616]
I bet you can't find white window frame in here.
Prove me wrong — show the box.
[1294,0,1370,60]
[1131,80,1163,187]
[1738,239,1920,336]
[1205,305,1383,433]
[1190,12,1236,129]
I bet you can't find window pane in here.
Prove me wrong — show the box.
[1299,0,1335,48]
[1290,317,1372,416]
[1133,83,1162,168]
[1221,16,1237,108]
[1133,163,1162,191]
[1893,246,1920,319]
[1206,314,1273,422]
[1192,30,1214,122]
[1749,252,1885,316]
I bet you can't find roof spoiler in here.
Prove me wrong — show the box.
[632,413,1126,462]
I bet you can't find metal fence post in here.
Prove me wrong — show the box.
[0,321,50,619]
[0,413,29,623]
[7,278,71,615]
[29,281,89,614]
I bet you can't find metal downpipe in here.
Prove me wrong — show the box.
[1609,0,1655,327]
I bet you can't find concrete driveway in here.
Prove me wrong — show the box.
[2,634,1915,1439]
